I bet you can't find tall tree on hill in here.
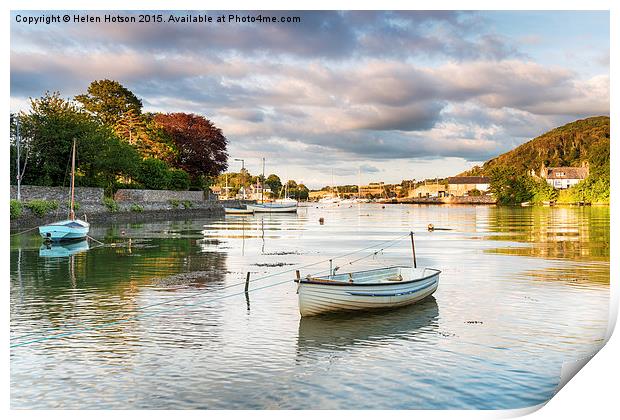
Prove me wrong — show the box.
[75,79,143,126]
[154,112,228,182]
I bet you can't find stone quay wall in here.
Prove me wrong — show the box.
[9,186,242,230]
[114,189,205,203]
[10,185,104,203]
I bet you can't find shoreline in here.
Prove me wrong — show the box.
[9,199,254,231]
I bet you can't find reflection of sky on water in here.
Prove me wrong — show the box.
[10,204,609,409]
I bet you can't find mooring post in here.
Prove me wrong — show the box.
[245,272,250,293]
[410,231,417,268]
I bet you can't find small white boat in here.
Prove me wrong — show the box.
[246,202,298,213]
[296,266,440,317]
[318,196,341,204]
[39,140,90,242]
[224,207,254,215]
[276,197,298,204]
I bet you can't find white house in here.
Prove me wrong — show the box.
[543,166,589,189]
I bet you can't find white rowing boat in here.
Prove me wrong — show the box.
[295,266,440,317]
[246,202,298,213]
[224,207,254,215]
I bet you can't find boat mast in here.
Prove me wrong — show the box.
[410,231,417,268]
[358,166,361,199]
[15,116,22,201]
[261,157,265,203]
[69,139,76,220]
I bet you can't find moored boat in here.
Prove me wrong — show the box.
[224,207,254,215]
[39,139,90,242]
[246,202,298,213]
[295,266,440,317]
[39,219,90,242]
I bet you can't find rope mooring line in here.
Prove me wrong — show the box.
[10,277,294,349]
[10,226,40,237]
[86,235,104,245]
[10,232,411,348]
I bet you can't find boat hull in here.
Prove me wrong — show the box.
[39,219,90,242]
[297,268,439,317]
[246,203,298,213]
[224,207,254,214]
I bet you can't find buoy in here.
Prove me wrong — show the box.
[319,217,325,225]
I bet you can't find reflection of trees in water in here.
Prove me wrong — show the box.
[485,206,609,261]
[10,236,228,349]
[296,297,439,358]
[519,263,610,286]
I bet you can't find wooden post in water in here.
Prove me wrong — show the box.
[245,272,251,293]
[410,231,417,268]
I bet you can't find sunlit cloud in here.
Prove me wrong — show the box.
[10,10,609,187]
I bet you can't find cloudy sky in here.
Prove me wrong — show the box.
[10,10,609,188]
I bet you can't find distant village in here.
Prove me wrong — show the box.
[210,163,589,202]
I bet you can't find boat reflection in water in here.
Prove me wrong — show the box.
[39,239,89,258]
[297,296,439,353]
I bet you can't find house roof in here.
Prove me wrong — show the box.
[545,167,589,180]
[447,176,490,184]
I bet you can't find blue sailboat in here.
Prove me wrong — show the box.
[39,140,90,242]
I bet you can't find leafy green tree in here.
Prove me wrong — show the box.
[265,174,282,196]
[77,125,141,192]
[136,158,170,190]
[75,79,143,126]
[296,184,310,200]
[17,91,140,189]
[489,167,533,204]
[168,169,191,190]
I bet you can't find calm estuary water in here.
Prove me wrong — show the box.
[10,204,610,409]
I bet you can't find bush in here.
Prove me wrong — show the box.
[528,177,558,204]
[168,169,190,190]
[24,199,59,217]
[10,200,22,219]
[169,199,180,208]
[182,200,193,209]
[130,203,144,212]
[136,158,170,190]
[103,197,119,212]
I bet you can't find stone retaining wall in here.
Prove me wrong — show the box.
[10,186,104,203]
[114,189,205,202]
[397,195,497,204]
[443,195,496,204]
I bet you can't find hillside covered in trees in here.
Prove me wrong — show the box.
[465,116,609,176]
[464,116,610,204]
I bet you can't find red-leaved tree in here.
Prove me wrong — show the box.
[154,113,228,181]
